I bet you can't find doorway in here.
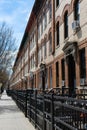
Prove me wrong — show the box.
[68,54,76,96]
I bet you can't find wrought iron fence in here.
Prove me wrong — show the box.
[7,89,87,130]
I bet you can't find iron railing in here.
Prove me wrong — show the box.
[7,89,87,130]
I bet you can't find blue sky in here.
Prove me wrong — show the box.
[0,0,35,49]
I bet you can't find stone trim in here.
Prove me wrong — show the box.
[55,16,61,26]
[62,4,70,21]
[79,38,87,49]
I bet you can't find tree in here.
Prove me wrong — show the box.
[0,69,9,89]
[0,22,17,87]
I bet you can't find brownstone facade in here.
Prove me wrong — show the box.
[10,0,87,96]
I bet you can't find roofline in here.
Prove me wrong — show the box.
[13,0,45,68]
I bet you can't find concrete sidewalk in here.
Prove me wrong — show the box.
[0,91,35,130]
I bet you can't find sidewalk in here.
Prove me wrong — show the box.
[0,91,35,130]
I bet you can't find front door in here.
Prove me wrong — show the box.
[68,54,76,96]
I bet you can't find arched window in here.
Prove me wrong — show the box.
[74,0,80,21]
[64,11,68,39]
[56,21,59,46]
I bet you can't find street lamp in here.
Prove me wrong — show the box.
[40,62,46,93]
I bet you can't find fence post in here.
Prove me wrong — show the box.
[51,92,54,130]
[16,90,18,105]
[29,91,31,122]
[43,93,45,130]
[35,90,37,128]
[62,86,64,96]
[25,90,27,117]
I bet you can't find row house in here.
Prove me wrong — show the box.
[10,0,87,96]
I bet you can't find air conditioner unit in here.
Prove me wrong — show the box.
[80,78,85,86]
[72,20,80,30]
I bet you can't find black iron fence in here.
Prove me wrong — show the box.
[7,89,87,130]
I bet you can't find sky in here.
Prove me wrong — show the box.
[0,0,35,50]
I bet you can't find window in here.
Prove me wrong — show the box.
[49,3,52,21]
[38,49,40,64]
[45,69,48,89]
[56,62,59,87]
[44,13,47,29]
[38,25,40,39]
[30,39,34,51]
[39,72,42,89]
[64,11,68,39]
[79,48,86,79]
[32,34,34,43]
[31,57,33,69]
[41,45,43,61]
[49,66,52,88]
[30,58,32,69]
[44,42,47,58]
[34,74,36,88]
[74,0,80,21]
[25,64,28,74]
[61,59,65,80]
[41,19,43,35]
[40,49,41,62]
[49,32,52,54]
[56,0,59,8]
[25,49,28,62]
[33,55,34,68]
[56,22,59,46]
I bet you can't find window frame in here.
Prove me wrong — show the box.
[44,13,47,30]
[49,66,52,88]
[56,21,60,46]
[49,3,52,21]
[61,59,65,81]
[79,48,86,79]
[49,32,52,55]
[64,11,68,39]
[44,42,47,59]
[56,0,59,8]
[56,61,59,87]
[41,18,43,35]
[74,0,80,21]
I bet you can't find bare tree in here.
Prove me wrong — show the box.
[0,69,9,87]
[0,22,17,87]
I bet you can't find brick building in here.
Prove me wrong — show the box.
[10,0,87,96]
